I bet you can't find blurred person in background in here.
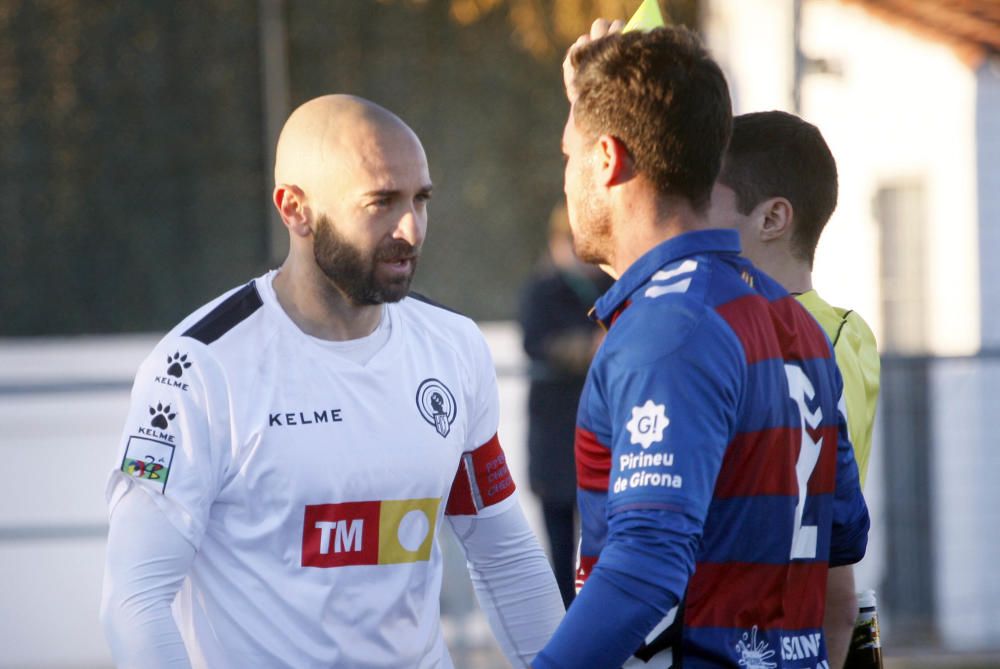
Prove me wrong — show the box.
[533,21,869,669]
[519,203,613,607]
[708,110,881,668]
[99,94,563,669]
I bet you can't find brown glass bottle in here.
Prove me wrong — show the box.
[844,590,884,669]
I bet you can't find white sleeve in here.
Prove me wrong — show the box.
[447,501,565,667]
[106,338,231,547]
[100,486,196,668]
[466,329,502,446]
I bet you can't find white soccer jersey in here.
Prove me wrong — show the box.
[106,270,519,668]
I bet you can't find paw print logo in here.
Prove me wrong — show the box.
[149,403,176,430]
[166,352,192,378]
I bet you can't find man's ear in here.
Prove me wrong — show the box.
[273,184,312,238]
[594,134,633,187]
[759,197,793,242]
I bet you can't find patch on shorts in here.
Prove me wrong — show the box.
[120,435,176,493]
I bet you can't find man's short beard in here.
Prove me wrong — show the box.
[571,174,613,267]
[312,213,419,305]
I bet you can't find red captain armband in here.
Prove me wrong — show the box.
[445,434,516,515]
[576,427,611,492]
[575,555,598,593]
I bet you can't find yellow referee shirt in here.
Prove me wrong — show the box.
[796,290,880,488]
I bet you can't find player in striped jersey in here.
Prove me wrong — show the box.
[708,110,881,668]
[533,23,869,669]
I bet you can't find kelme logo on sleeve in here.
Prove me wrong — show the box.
[166,352,192,378]
[301,498,440,568]
[156,353,192,391]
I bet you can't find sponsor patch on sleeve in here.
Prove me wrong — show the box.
[625,399,669,449]
[120,435,176,493]
[445,433,516,515]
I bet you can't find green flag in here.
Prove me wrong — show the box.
[624,0,665,32]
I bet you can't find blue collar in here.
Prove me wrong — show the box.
[592,228,741,325]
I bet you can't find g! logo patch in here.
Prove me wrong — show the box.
[415,378,457,438]
[626,399,669,449]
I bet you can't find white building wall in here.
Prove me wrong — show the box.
[705,0,982,355]
[931,358,1000,649]
[801,0,980,356]
[703,0,796,112]
[977,58,1000,349]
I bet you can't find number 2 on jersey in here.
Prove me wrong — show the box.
[785,364,823,559]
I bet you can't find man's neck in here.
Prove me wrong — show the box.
[743,240,814,295]
[609,195,711,277]
[272,259,383,341]
[766,260,813,295]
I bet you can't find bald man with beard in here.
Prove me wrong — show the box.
[100,95,564,669]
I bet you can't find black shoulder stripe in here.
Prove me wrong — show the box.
[832,309,854,348]
[408,292,464,316]
[183,282,263,345]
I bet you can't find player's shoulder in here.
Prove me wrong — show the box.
[609,254,744,365]
[162,279,270,351]
[800,291,877,356]
[745,271,838,362]
[141,277,272,379]
[398,292,488,356]
[166,280,265,344]
[664,258,835,368]
[401,291,473,328]
[627,253,719,312]
[831,306,879,384]
[633,251,762,312]
[838,307,877,347]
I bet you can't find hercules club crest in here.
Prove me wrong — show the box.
[415,378,457,438]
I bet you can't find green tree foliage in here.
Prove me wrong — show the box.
[0,0,698,334]
[0,0,266,335]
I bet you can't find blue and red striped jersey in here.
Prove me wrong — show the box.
[535,229,869,669]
